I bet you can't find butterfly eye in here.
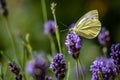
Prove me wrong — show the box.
[69,28,73,32]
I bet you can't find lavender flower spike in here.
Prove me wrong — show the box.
[26,55,47,80]
[0,0,8,17]
[90,57,118,80]
[110,43,120,69]
[98,27,110,46]
[50,54,66,80]
[45,76,52,80]
[44,20,56,36]
[9,62,22,80]
[65,33,81,59]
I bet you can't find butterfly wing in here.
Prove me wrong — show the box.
[74,10,101,39]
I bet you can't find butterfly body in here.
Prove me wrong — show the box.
[70,10,101,39]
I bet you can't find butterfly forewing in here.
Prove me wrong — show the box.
[75,10,98,28]
[73,10,101,39]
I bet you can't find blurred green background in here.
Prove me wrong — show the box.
[0,0,120,80]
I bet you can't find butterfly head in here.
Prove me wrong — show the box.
[68,23,76,34]
[69,28,76,34]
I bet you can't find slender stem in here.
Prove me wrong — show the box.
[49,35,56,55]
[22,53,27,80]
[26,43,33,60]
[0,51,12,61]
[53,12,62,53]
[41,0,48,22]
[51,2,62,53]
[118,68,120,80]
[76,60,80,80]
[4,18,15,57]
[23,47,27,70]
[66,62,70,80]
[98,71,102,80]
[41,0,57,55]
[102,47,107,58]
[22,72,27,80]
[25,33,33,59]
[4,18,26,80]
[4,17,20,66]
[78,58,84,80]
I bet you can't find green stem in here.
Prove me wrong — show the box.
[118,67,120,80]
[98,71,102,80]
[76,60,80,80]
[102,47,107,58]
[41,0,47,22]
[4,16,24,79]
[23,46,27,70]
[51,2,62,53]
[49,35,56,55]
[66,62,70,80]
[41,0,57,55]
[5,18,15,57]
[22,72,27,80]
[0,51,12,61]
[22,57,27,80]
[53,13,62,53]
[4,18,20,65]
[78,58,84,80]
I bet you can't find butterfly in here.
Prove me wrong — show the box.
[69,10,101,39]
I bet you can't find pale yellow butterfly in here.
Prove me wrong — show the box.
[70,10,101,39]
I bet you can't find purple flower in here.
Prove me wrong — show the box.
[45,76,52,80]
[0,0,8,17]
[9,62,20,75]
[110,43,120,67]
[9,62,22,80]
[69,23,75,28]
[90,57,118,80]
[26,55,47,80]
[0,0,6,8]
[98,27,110,46]
[65,33,81,59]
[44,20,56,36]
[50,54,66,79]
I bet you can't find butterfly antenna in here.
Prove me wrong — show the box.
[58,21,69,32]
[60,29,69,32]
[59,21,69,28]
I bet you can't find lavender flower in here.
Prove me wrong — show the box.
[26,55,47,80]
[50,54,66,79]
[0,0,6,8]
[45,76,52,80]
[44,20,56,36]
[90,57,118,80]
[65,33,81,59]
[9,62,22,80]
[110,43,120,67]
[69,23,75,28]
[0,0,8,17]
[98,27,110,46]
